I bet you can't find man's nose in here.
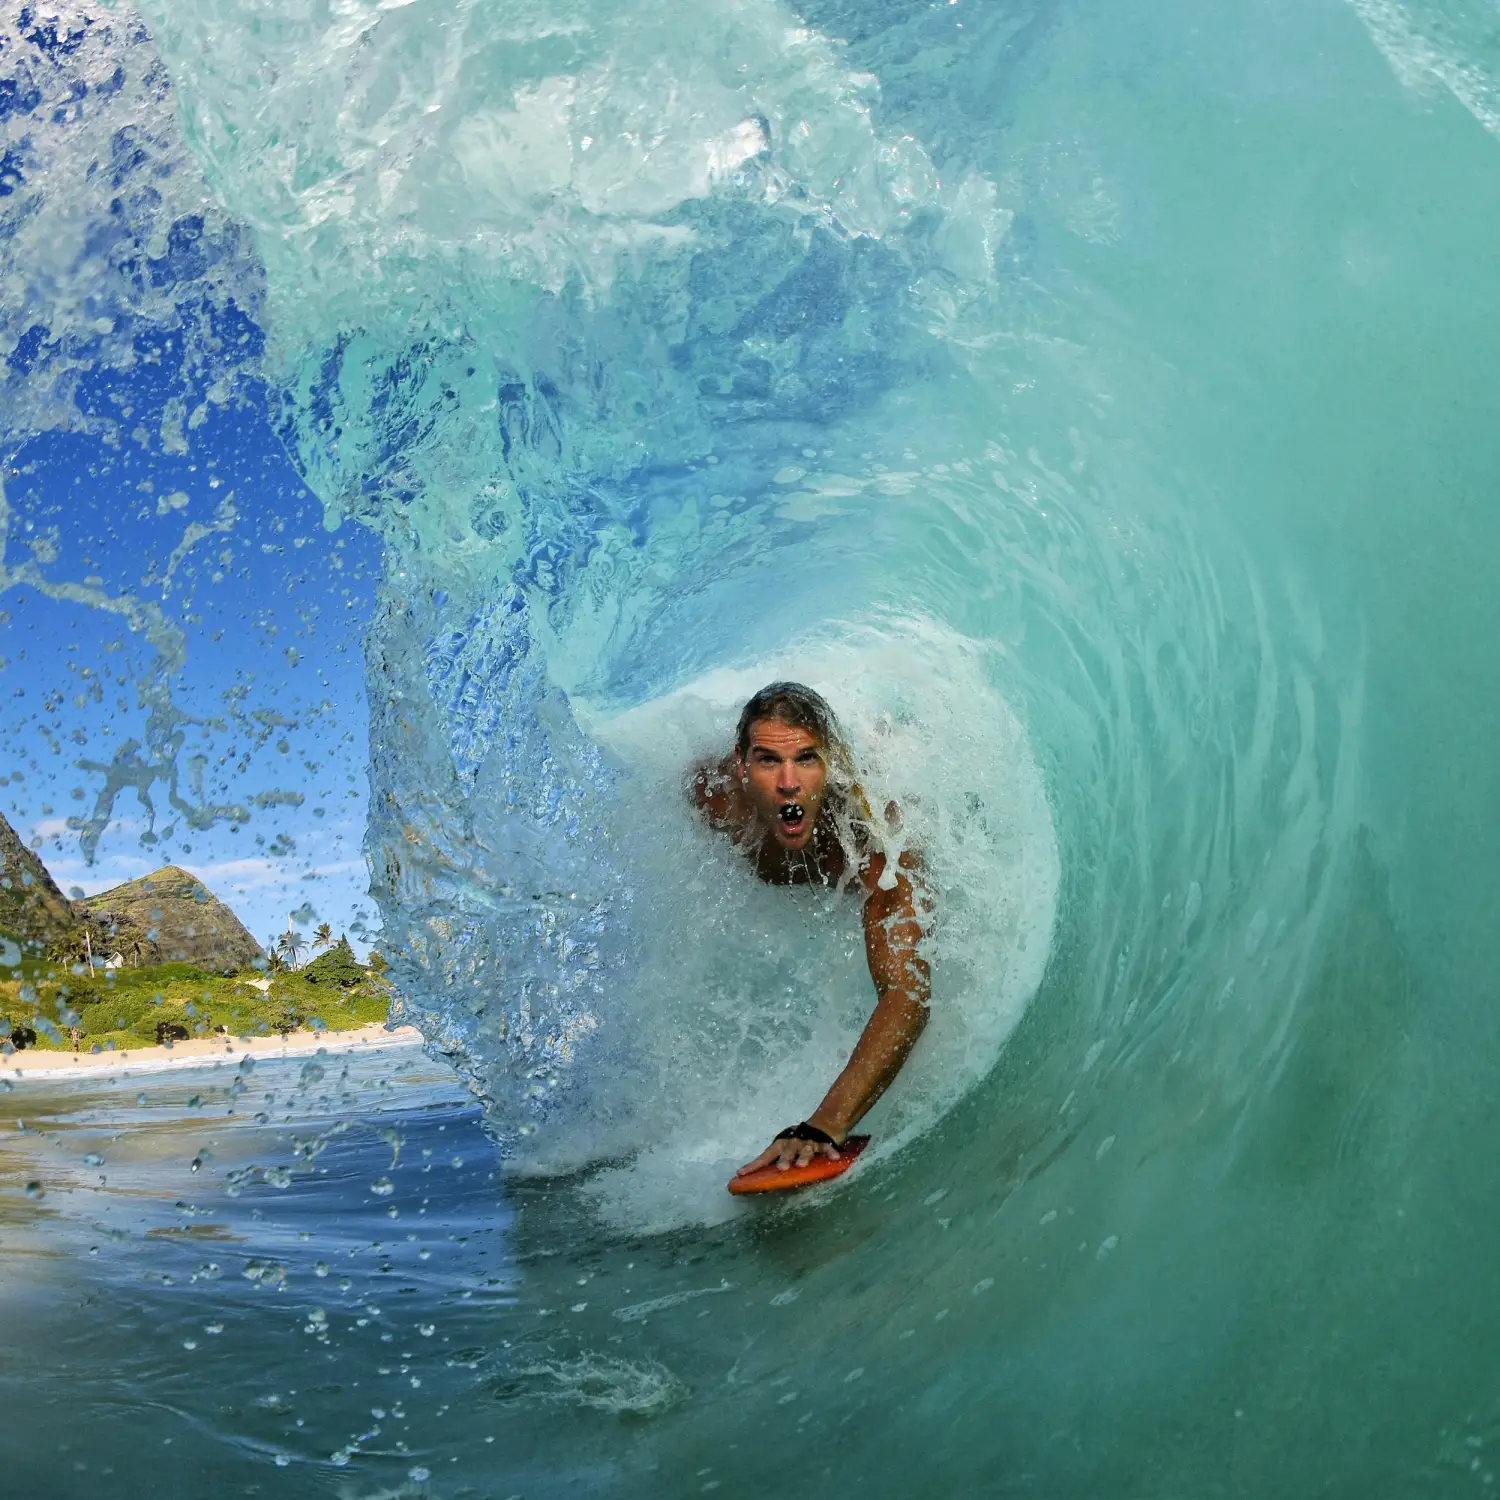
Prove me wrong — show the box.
[776,764,802,794]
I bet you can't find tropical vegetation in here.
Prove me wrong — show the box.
[1,940,390,1053]
[0,813,392,1052]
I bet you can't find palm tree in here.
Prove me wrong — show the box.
[276,928,306,970]
[312,922,333,952]
[47,926,94,974]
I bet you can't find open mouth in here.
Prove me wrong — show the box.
[778,802,807,836]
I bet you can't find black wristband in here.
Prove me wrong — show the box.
[775,1121,836,1146]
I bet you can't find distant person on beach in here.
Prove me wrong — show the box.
[690,682,930,1176]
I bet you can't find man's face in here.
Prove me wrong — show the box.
[736,718,828,850]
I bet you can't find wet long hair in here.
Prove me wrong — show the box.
[735,681,876,884]
[734,682,853,778]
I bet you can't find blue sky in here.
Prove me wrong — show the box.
[0,388,386,956]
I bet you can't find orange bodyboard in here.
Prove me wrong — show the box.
[727,1136,870,1196]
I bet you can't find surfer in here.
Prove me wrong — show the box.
[691,682,930,1178]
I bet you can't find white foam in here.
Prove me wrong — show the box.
[514,616,1059,1233]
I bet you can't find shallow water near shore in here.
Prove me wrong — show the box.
[0,1046,948,1499]
[0,1050,539,1495]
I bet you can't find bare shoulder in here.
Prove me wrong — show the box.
[690,754,747,832]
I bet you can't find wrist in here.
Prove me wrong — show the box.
[806,1111,849,1146]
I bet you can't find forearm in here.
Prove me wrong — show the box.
[802,849,933,1142]
[807,980,930,1141]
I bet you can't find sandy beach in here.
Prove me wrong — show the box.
[4,1023,426,1081]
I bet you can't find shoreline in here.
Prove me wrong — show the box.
[4,1023,426,1081]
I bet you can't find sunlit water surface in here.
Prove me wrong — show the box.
[0,1052,525,1496]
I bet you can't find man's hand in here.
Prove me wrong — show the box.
[736,1123,844,1177]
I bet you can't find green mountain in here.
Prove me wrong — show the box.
[0,811,79,952]
[82,866,264,974]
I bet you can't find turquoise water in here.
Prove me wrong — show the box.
[4,0,1500,1493]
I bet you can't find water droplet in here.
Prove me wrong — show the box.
[370,1177,395,1197]
[408,1468,430,1483]
[313,1262,328,1277]
[25,1181,43,1199]
[419,1324,435,1337]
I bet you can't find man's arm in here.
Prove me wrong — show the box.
[738,845,931,1174]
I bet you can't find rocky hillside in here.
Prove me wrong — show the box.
[0,812,268,974]
[0,811,80,951]
[83,866,264,974]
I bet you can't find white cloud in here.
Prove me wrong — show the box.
[190,856,366,892]
[34,815,148,843]
[47,853,156,896]
[186,856,287,890]
[28,818,77,842]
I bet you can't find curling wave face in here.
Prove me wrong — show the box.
[112,0,1359,1184]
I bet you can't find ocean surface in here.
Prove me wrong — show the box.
[3,0,1499,1495]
